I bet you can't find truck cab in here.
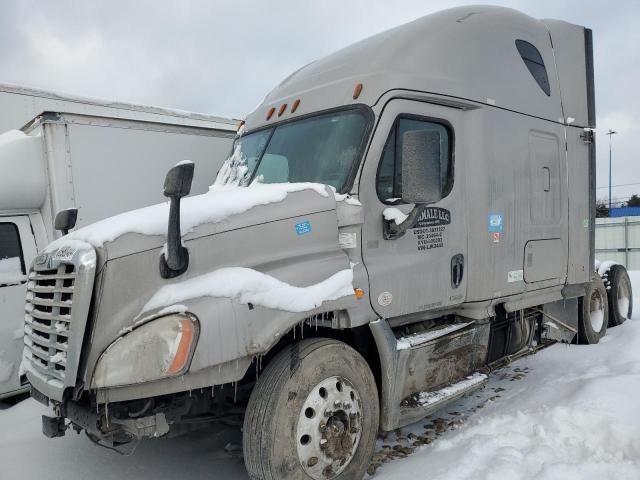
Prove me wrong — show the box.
[25,6,628,480]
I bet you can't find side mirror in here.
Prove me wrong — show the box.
[54,208,78,235]
[160,161,194,279]
[164,160,195,198]
[383,130,442,240]
[400,129,442,205]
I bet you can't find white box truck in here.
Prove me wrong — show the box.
[0,82,231,134]
[1,102,238,399]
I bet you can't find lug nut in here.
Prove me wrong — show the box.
[324,409,333,417]
[343,402,351,410]
[334,400,342,408]
[319,423,327,433]
[307,457,318,467]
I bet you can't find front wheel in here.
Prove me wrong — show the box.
[243,338,379,480]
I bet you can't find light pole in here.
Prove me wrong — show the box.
[605,129,618,211]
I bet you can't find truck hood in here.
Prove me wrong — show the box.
[46,182,338,260]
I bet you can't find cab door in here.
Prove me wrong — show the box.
[0,216,37,396]
[360,99,466,320]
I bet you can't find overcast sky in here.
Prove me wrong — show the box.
[1,0,638,202]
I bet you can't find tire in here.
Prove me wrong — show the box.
[243,338,379,480]
[605,264,633,327]
[577,277,609,344]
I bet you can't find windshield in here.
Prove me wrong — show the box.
[214,109,369,192]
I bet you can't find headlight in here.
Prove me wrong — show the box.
[92,314,199,389]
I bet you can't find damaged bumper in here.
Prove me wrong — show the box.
[34,387,169,449]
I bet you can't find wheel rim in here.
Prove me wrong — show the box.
[296,376,363,479]
[617,276,631,319]
[589,288,605,332]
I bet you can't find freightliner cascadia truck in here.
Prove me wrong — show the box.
[23,6,634,480]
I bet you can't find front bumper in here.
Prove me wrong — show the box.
[34,385,169,447]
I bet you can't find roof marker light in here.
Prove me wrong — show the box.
[278,104,288,117]
[266,107,276,120]
[353,83,363,100]
[291,99,301,113]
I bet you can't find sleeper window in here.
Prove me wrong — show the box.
[516,39,551,96]
[376,118,452,204]
[0,222,26,287]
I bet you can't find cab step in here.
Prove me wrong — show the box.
[397,373,488,427]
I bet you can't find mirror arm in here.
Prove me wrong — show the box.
[383,204,426,240]
[159,196,189,279]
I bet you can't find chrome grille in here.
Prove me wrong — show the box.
[24,264,76,383]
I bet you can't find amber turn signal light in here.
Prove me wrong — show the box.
[167,319,196,375]
[353,83,363,100]
[266,107,276,120]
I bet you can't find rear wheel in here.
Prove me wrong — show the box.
[243,338,379,480]
[605,264,633,327]
[577,277,608,344]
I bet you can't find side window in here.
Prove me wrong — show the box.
[0,222,26,287]
[515,39,551,96]
[376,117,452,204]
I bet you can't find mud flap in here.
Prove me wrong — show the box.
[541,298,580,343]
[42,415,66,438]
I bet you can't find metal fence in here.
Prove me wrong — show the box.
[595,216,640,270]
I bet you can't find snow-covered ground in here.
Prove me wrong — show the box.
[1,273,639,479]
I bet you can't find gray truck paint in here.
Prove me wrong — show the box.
[27,5,596,433]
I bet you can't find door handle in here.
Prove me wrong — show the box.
[543,166,551,192]
[451,253,464,289]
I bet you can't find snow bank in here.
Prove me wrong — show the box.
[0,257,25,286]
[49,182,329,248]
[140,267,354,315]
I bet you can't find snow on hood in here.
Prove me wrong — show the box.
[140,267,354,315]
[48,182,330,249]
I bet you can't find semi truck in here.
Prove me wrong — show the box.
[0,104,237,399]
[24,6,633,480]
